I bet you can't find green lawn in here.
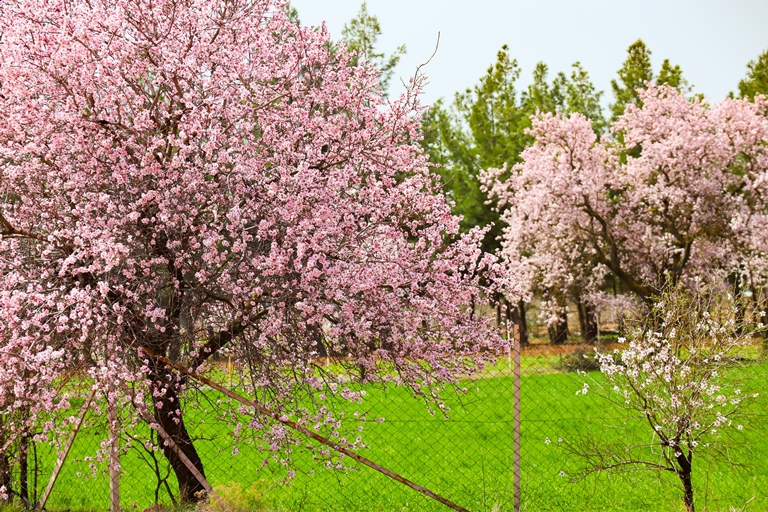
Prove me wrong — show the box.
[10,358,768,511]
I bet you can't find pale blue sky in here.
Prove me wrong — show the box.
[289,0,768,108]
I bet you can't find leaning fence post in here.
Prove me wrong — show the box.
[116,384,227,510]
[145,418,225,508]
[136,347,471,512]
[37,390,95,512]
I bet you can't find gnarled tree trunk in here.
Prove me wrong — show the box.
[18,432,28,506]
[149,363,207,503]
[675,452,695,512]
[509,299,529,346]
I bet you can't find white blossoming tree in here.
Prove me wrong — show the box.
[567,285,762,512]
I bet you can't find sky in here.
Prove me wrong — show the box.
[289,0,768,109]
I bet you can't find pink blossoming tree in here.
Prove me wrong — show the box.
[482,85,768,317]
[0,0,503,502]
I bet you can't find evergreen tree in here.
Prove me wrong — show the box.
[611,40,690,124]
[656,58,687,89]
[423,45,524,254]
[610,39,654,122]
[558,62,607,135]
[341,2,405,94]
[521,62,563,115]
[737,49,768,100]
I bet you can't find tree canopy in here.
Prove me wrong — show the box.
[0,0,501,502]
[483,86,768,313]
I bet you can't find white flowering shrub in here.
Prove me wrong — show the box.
[572,285,762,512]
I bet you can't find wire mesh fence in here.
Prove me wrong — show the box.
[1,303,767,512]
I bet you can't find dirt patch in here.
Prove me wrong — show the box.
[520,341,619,357]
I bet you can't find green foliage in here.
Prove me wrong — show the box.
[522,61,606,135]
[610,40,690,125]
[422,45,523,253]
[656,58,687,90]
[340,2,405,94]
[610,39,654,122]
[521,62,562,117]
[463,46,527,171]
[421,101,506,254]
[557,62,607,135]
[423,46,604,253]
[737,49,768,100]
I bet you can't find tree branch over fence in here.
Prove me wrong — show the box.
[138,346,470,512]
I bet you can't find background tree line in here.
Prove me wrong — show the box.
[335,3,768,345]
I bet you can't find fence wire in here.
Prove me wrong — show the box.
[1,305,767,512]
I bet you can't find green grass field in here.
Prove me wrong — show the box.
[8,356,768,512]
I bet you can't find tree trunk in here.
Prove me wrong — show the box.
[0,419,11,505]
[576,299,598,343]
[726,273,749,334]
[679,469,694,512]
[548,310,569,345]
[747,286,768,351]
[18,433,28,506]
[517,300,529,347]
[509,300,529,346]
[676,453,695,512]
[150,367,207,503]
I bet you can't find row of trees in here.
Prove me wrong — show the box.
[420,35,768,343]
[483,84,768,331]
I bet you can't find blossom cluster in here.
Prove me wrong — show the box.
[595,290,758,456]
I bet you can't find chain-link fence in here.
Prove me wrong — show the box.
[1,304,767,512]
